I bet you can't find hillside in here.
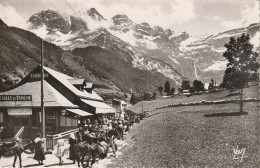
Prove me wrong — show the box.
[72,46,177,93]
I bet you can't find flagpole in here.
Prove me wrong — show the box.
[41,39,45,138]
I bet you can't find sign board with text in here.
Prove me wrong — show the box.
[0,95,32,101]
[30,73,49,79]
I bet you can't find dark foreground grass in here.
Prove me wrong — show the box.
[110,102,260,167]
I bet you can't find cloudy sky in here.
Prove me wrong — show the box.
[0,0,258,35]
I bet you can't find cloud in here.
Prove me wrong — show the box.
[0,4,28,29]
[66,0,195,29]
[169,1,195,25]
[222,1,259,29]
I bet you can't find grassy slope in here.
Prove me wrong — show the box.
[129,84,259,113]
[111,102,259,167]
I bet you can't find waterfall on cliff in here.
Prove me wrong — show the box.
[194,61,198,79]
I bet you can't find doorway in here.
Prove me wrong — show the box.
[9,115,32,139]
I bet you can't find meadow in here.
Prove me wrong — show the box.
[111,102,260,167]
[130,84,259,114]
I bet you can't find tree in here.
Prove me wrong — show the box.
[222,67,237,94]
[152,91,157,99]
[130,93,138,105]
[170,87,175,95]
[158,85,163,97]
[222,34,259,112]
[189,86,195,94]
[193,79,204,92]
[143,92,151,101]
[164,81,171,96]
[181,80,190,90]
[178,88,182,94]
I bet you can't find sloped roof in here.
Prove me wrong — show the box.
[0,81,78,108]
[113,98,127,104]
[43,66,103,101]
[81,99,116,114]
[68,79,85,85]
[66,109,93,116]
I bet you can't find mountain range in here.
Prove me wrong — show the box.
[0,18,179,95]
[0,7,259,95]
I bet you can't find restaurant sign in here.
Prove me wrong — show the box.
[0,95,32,101]
[30,73,49,79]
[8,108,32,115]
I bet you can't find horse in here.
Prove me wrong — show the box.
[0,139,34,167]
[73,141,91,168]
[76,131,118,167]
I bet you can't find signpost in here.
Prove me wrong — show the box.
[41,39,46,139]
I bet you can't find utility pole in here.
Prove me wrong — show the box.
[41,39,45,138]
[142,92,144,114]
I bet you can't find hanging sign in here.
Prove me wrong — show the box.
[8,108,32,115]
[0,95,32,101]
[30,73,49,79]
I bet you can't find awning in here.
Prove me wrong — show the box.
[66,109,93,116]
[80,99,116,114]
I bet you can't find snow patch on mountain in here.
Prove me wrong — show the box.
[29,24,49,40]
[110,29,157,49]
[132,56,183,85]
[168,56,180,64]
[215,47,226,53]
[180,44,209,52]
[52,31,78,46]
[179,35,211,52]
[169,32,186,39]
[204,61,228,71]
[212,32,244,40]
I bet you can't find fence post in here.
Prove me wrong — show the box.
[46,135,54,151]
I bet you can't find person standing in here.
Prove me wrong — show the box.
[33,133,45,165]
[77,127,84,142]
[55,134,65,165]
[12,137,23,167]
[69,133,77,164]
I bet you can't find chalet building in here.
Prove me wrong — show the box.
[0,65,115,139]
[112,99,127,119]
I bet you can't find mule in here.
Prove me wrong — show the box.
[0,140,34,167]
[78,133,118,167]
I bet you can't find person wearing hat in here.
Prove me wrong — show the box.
[33,133,45,165]
[55,134,65,165]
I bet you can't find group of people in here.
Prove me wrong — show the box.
[32,114,143,166]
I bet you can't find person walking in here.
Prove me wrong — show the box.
[55,134,65,165]
[33,133,45,165]
[69,133,77,164]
